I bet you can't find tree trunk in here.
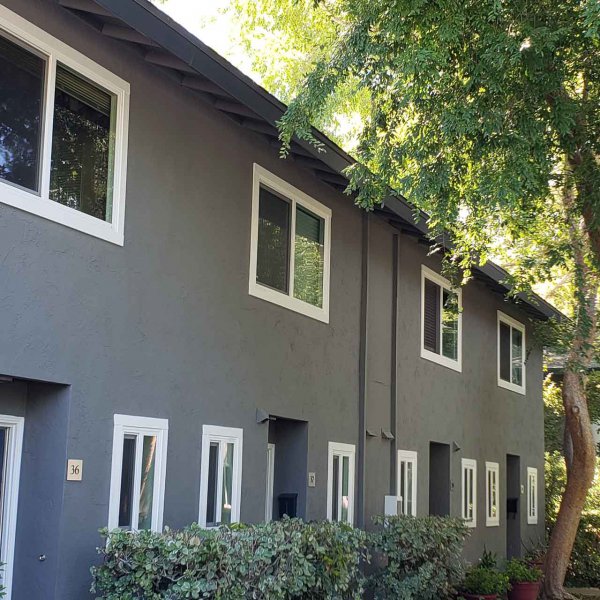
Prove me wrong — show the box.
[543,368,597,599]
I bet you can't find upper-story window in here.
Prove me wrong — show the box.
[497,311,526,394]
[0,6,129,245]
[249,164,331,323]
[420,265,462,371]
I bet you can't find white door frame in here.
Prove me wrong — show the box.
[0,415,24,600]
[265,443,275,522]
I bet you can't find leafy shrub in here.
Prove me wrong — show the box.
[368,515,470,599]
[478,548,498,569]
[91,519,368,599]
[460,567,510,596]
[504,558,542,583]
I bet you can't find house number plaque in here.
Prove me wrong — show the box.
[66,459,83,481]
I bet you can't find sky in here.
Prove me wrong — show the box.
[150,0,258,81]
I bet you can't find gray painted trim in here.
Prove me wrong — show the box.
[390,233,399,495]
[357,212,370,528]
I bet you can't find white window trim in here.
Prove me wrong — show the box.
[0,6,130,246]
[420,265,463,372]
[527,467,538,525]
[249,163,332,323]
[326,441,355,524]
[108,415,168,532]
[485,461,500,527]
[397,450,418,516]
[497,311,527,395]
[265,443,275,522]
[461,458,477,528]
[198,425,243,528]
[0,415,24,600]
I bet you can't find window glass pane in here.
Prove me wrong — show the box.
[118,435,136,529]
[331,455,339,521]
[512,327,523,386]
[256,187,290,293]
[441,289,458,360]
[293,205,324,308]
[0,34,44,192]
[469,468,474,519]
[399,461,406,515]
[206,442,219,526]
[220,442,234,525]
[423,279,440,353]
[49,64,114,221]
[499,322,511,382]
[463,467,468,518]
[138,435,156,530]
[0,428,7,556]
[341,455,349,523]
[406,461,413,516]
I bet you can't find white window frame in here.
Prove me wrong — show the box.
[249,164,332,323]
[326,441,355,524]
[265,442,275,522]
[397,450,418,516]
[420,265,463,372]
[198,425,243,528]
[485,461,500,527]
[0,6,130,245]
[108,415,168,532]
[527,467,538,525]
[461,458,477,528]
[497,311,527,395]
[0,415,24,600]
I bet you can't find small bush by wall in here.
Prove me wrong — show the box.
[91,519,367,599]
[91,515,470,599]
[369,515,470,599]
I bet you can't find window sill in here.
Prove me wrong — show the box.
[0,181,124,246]
[420,348,462,373]
[249,281,329,323]
[497,378,526,396]
[486,520,500,527]
[527,518,538,525]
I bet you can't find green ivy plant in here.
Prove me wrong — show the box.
[505,559,543,584]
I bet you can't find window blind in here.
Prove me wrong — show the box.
[423,279,440,353]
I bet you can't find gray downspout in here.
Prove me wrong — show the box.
[390,233,399,495]
[357,211,369,529]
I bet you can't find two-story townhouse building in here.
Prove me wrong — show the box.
[0,0,560,597]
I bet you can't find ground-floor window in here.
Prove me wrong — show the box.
[461,458,477,528]
[108,415,168,532]
[327,442,355,524]
[397,450,417,516]
[0,416,24,600]
[485,461,500,527]
[527,467,538,524]
[198,425,243,528]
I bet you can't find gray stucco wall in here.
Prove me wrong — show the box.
[0,0,546,597]
[0,1,361,596]
[363,229,546,561]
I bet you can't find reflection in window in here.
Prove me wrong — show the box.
[200,426,242,528]
[498,314,526,391]
[111,417,167,533]
[294,206,324,308]
[0,34,44,192]
[328,442,355,525]
[398,450,417,516]
[50,64,114,221]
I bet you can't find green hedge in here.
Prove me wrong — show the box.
[369,515,469,599]
[91,519,367,599]
[91,516,469,600]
